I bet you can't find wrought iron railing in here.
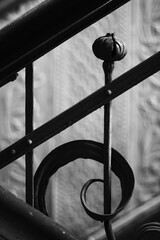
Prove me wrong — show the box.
[0,0,130,87]
[0,0,160,239]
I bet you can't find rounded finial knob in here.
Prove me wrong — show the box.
[92,33,127,62]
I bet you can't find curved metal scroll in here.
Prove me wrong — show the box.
[33,33,135,240]
[34,140,134,228]
[136,222,160,240]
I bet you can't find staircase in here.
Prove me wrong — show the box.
[0,0,160,239]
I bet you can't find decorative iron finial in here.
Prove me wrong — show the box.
[92,33,127,62]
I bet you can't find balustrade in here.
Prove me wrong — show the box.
[0,0,160,239]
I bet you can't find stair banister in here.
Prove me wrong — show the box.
[0,186,77,240]
[0,0,130,87]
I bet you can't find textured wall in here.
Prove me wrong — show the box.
[88,0,160,239]
[135,0,160,203]
[0,0,160,239]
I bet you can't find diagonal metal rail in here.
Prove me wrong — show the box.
[0,51,160,168]
[0,0,131,87]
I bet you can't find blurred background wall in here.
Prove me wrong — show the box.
[0,0,160,239]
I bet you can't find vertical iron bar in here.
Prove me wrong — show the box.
[103,61,113,215]
[104,221,116,240]
[92,33,126,240]
[25,63,34,206]
[103,61,116,240]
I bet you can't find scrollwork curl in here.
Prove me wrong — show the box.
[34,140,134,222]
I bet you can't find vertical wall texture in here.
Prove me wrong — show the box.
[0,0,160,239]
[136,0,160,203]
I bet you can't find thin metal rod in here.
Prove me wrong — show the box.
[0,51,160,167]
[105,221,116,240]
[103,62,116,240]
[25,63,34,206]
[103,62,113,215]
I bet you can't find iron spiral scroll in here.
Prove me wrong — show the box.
[34,34,135,240]
[34,141,135,236]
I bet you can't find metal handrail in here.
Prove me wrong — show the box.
[88,195,160,240]
[0,50,160,168]
[0,0,160,239]
[0,186,77,240]
[0,0,130,87]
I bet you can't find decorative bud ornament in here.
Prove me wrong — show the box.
[92,33,127,62]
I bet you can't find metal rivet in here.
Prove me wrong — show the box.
[107,89,112,95]
[27,139,32,145]
[11,149,16,155]
[67,121,73,126]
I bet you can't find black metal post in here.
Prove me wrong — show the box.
[103,61,115,240]
[25,63,34,206]
[92,33,127,239]
[103,61,113,216]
